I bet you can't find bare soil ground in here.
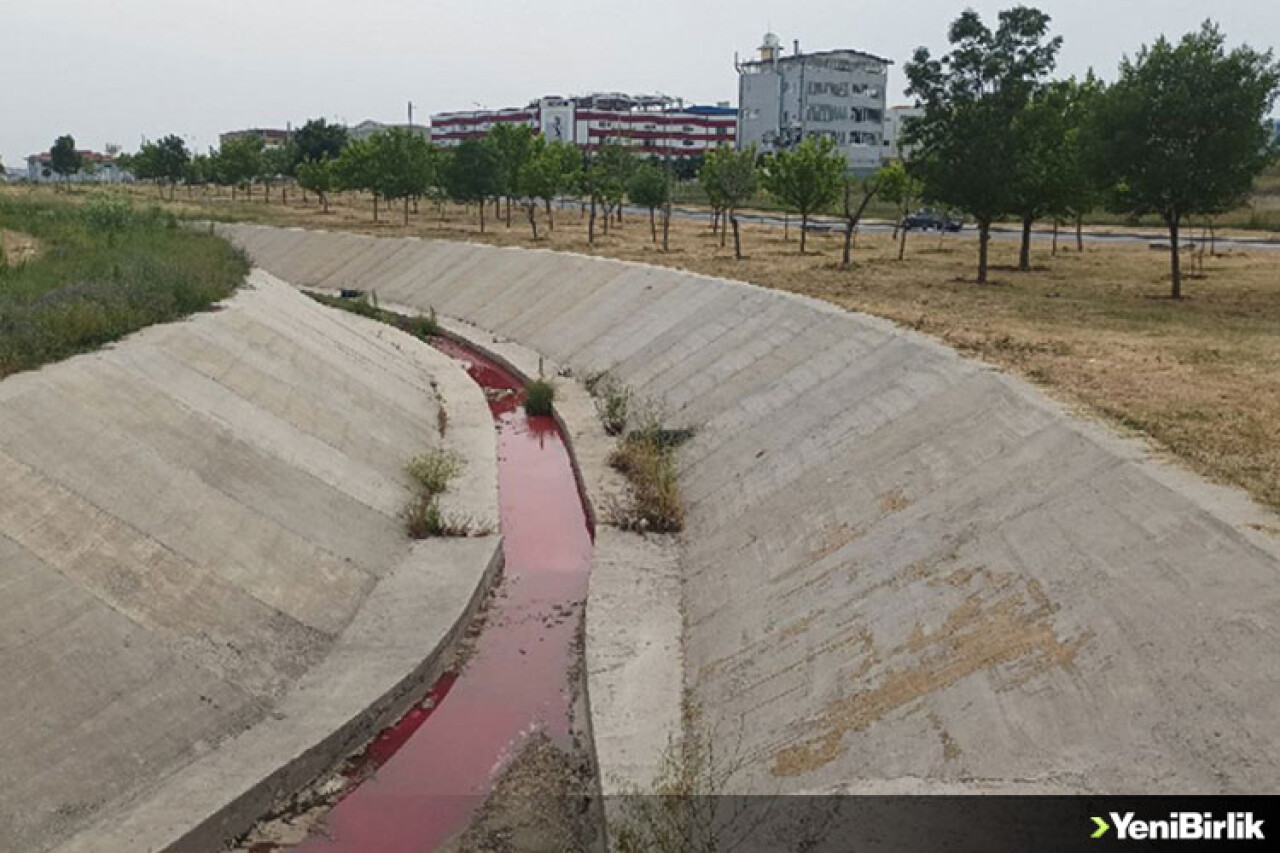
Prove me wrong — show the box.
[0,228,39,264]
[9,184,1278,514]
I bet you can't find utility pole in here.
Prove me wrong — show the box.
[408,101,415,130]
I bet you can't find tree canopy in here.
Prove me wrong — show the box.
[49,135,83,183]
[1086,21,1280,297]
[905,5,1062,282]
[760,135,845,253]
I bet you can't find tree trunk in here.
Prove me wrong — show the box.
[662,203,671,252]
[372,193,379,223]
[1019,213,1033,271]
[1076,215,1084,253]
[404,196,410,226]
[505,196,511,227]
[977,220,991,284]
[800,214,809,254]
[479,199,486,233]
[1052,220,1059,256]
[731,211,742,260]
[720,212,728,247]
[649,207,657,243]
[527,205,539,240]
[1168,213,1182,299]
[545,198,554,230]
[842,221,854,268]
[321,193,329,214]
[898,219,908,261]
[588,196,596,244]
[784,212,789,242]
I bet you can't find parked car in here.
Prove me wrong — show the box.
[902,209,963,232]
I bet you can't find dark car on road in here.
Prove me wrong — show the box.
[903,209,963,232]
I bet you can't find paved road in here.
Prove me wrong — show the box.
[554,199,1280,251]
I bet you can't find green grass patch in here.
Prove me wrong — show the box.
[305,290,441,340]
[0,194,248,378]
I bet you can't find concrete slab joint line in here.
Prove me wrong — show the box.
[223,225,1280,804]
[0,272,502,853]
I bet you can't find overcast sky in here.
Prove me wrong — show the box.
[3,0,1277,165]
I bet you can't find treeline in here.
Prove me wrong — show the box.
[78,8,1280,299]
[903,8,1280,295]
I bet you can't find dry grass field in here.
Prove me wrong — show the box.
[6,183,1279,513]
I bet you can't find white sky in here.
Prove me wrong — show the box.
[2,0,1276,165]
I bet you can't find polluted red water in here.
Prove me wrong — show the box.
[294,336,594,852]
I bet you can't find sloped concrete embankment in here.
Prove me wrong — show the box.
[0,271,500,853]
[225,225,1280,797]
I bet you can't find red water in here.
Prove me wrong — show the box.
[294,337,594,852]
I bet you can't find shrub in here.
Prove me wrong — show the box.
[609,432,686,533]
[524,378,556,416]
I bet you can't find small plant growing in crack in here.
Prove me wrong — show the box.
[586,371,632,436]
[402,448,490,538]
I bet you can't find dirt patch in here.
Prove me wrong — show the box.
[0,228,39,265]
[770,567,1093,778]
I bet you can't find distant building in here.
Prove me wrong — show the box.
[430,93,736,158]
[735,33,892,172]
[347,120,430,142]
[25,151,131,184]
[219,128,290,149]
[882,105,925,161]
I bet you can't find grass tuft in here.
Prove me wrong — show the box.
[524,378,556,416]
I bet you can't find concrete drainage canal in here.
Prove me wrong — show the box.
[238,336,601,853]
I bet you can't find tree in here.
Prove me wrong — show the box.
[581,143,633,243]
[538,141,580,230]
[488,124,537,227]
[760,135,845,253]
[292,118,348,170]
[627,162,670,243]
[1054,74,1106,253]
[878,160,924,260]
[702,146,758,259]
[839,170,884,268]
[1086,22,1280,298]
[699,154,729,239]
[333,137,380,220]
[49,135,83,187]
[133,135,190,198]
[258,143,295,204]
[296,158,337,213]
[367,127,434,225]
[443,139,502,232]
[905,6,1062,283]
[1008,81,1078,269]
[214,134,263,199]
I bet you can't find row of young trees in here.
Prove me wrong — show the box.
[904,7,1280,295]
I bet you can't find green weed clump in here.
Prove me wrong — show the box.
[401,448,485,538]
[608,413,689,534]
[524,378,556,416]
[0,194,247,378]
[306,290,440,340]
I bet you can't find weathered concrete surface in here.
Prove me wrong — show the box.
[225,225,1280,796]
[0,271,499,853]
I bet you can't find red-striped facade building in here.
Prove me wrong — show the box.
[430,93,736,158]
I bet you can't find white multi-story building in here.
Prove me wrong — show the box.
[430,93,737,158]
[735,33,892,172]
[882,105,925,161]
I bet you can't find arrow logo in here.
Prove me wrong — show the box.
[1091,816,1111,839]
